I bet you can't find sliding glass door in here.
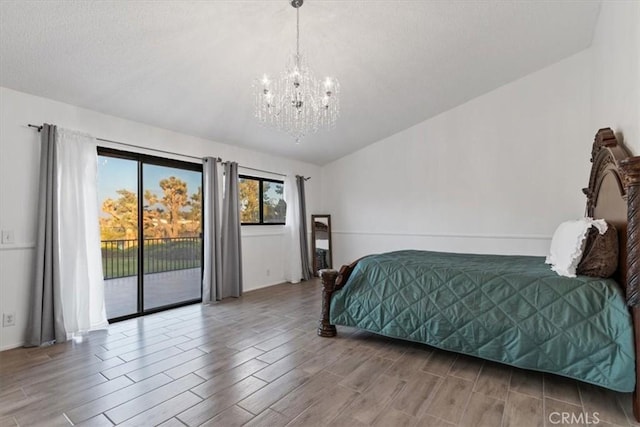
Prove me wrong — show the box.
[98,156,139,319]
[97,148,203,321]
[142,164,202,311]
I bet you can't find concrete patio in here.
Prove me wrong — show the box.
[104,268,201,319]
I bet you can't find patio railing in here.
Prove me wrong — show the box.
[101,237,202,279]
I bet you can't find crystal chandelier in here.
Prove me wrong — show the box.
[254,0,340,143]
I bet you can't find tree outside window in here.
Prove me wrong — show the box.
[239,175,285,225]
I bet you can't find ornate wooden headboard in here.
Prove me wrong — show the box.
[577,127,640,420]
[584,128,640,306]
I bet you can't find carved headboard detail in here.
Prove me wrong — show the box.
[583,128,640,306]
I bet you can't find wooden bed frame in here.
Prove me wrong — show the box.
[318,128,640,421]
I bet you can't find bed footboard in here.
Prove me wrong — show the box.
[317,269,338,337]
[317,260,361,337]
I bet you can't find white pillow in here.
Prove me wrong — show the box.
[545,218,608,277]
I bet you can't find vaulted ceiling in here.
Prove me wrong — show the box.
[0,1,601,165]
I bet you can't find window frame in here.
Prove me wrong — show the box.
[239,174,286,226]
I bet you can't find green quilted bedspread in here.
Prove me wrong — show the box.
[330,250,635,392]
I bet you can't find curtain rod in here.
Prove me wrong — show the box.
[222,161,287,178]
[240,164,287,177]
[27,123,310,180]
[28,123,202,161]
[220,162,310,180]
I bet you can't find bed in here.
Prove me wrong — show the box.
[317,128,640,421]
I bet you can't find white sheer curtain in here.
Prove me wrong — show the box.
[56,128,108,336]
[284,174,303,283]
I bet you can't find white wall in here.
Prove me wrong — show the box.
[0,87,321,350]
[322,51,593,267]
[591,0,640,154]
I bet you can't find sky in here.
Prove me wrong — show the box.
[97,156,202,207]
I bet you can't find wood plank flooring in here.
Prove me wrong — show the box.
[1,278,637,427]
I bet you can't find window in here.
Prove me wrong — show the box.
[239,175,286,225]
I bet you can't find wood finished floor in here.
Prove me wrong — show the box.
[1,279,638,427]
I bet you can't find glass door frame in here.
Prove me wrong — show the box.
[98,147,204,322]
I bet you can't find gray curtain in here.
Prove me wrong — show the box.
[221,162,243,298]
[202,157,222,303]
[297,176,313,280]
[25,124,67,346]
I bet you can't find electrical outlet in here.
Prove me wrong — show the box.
[3,313,15,327]
[1,230,15,244]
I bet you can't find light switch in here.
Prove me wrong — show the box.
[1,230,15,244]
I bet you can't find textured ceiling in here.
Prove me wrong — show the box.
[0,1,601,165]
